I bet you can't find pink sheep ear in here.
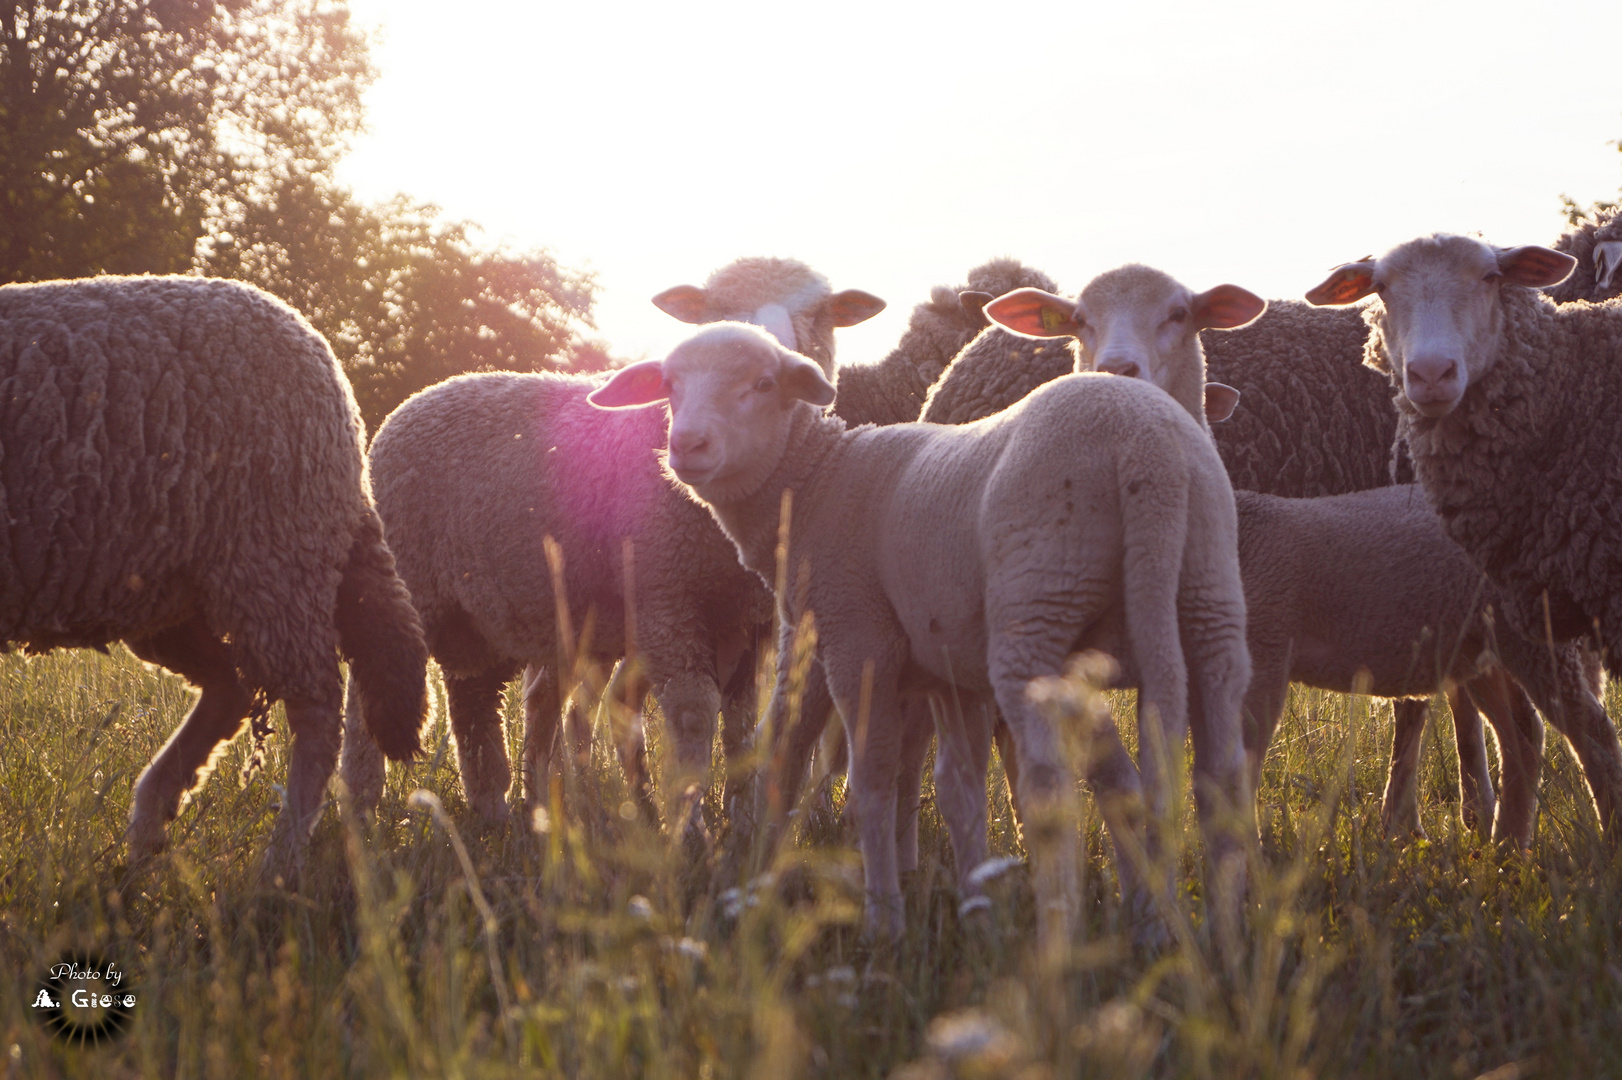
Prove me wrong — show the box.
[983,288,1083,338]
[1204,383,1240,423]
[1305,261,1379,306]
[652,285,710,323]
[588,360,669,409]
[827,289,887,326]
[1192,285,1266,330]
[1495,245,1577,289]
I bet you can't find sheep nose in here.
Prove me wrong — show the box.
[1098,358,1141,379]
[669,427,710,458]
[1406,353,1458,393]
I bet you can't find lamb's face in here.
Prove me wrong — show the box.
[589,323,836,505]
[1306,236,1576,418]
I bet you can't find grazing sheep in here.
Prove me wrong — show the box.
[1547,206,1622,306]
[340,258,886,833]
[1305,234,1622,836]
[590,322,1252,945]
[0,275,428,880]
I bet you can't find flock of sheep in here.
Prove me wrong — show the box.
[4,208,1622,946]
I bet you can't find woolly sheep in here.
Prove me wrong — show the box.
[1305,233,1622,836]
[590,322,1252,945]
[340,258,885,834]
[0,275,428,881]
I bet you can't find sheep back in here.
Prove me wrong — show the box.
[0,275,369,706]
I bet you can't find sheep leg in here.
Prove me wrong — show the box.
[1503,638,1620,842]
[930,691,994,908]
[654,671,722,848]
[595,664,659,825]
[521,665,560,820]
[1463,670,1542,848]
[340,677,387,815]
[822,646,908,941]
[1239,635,1293,798]
[755,650,839,852]
[1447,684,1495,838]
[896,697,937,876]
[718,639,760,833]
[1382,699,1430,839]
[262,695,344,888]
[126,619,254,859]
[1183,621,1252,954]
[449,668,515,823]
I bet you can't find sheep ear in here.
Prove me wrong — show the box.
[1305,261,1378,306]
[1204,383,1240,423]
[827,289,887,327]
[1192,285,1266,331]
[983,288,1083,338]
[652,285,710,323]
[958,290,995,324]
[1595,241,1622,292]
[782,351,837,406]
[588,360,669,409]
[1495,245,1576,289]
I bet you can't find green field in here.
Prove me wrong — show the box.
[1,645,1618,1079]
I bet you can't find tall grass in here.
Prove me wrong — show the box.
[1,644,1619,1078]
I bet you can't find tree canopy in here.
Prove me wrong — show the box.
[1,0,596,430]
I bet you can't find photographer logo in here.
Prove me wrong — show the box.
[31,952,136,1047]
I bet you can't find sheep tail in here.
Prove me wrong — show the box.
[336,510,429,761]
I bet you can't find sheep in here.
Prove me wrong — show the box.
[339,258,886,837]
[1305,233,1622,837]
[1547,206,1622,306]
[0,275,428,882]
[589,321,1253,945]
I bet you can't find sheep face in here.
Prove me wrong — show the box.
[983,267,1262,424]
[1305,236,1576,418]
[589,323,835,504]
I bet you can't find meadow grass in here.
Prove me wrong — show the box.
[1,645,1619,1079]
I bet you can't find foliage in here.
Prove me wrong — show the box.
[2,646,1620,1078]
[0,0,597,431]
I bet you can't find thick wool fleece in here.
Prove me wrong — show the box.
[834,258,1059,428]
[368,369,774,701]
[1202,300,1408,496]
[1548,207,1622,305]
[1364,285,1622,667]
[0,276,419,727]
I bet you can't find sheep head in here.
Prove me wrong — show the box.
[1306,236,1576,418]
[589,323,835,504]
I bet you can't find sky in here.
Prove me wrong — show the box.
[336,0,1622,368]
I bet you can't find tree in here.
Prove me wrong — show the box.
[2,0,598,429]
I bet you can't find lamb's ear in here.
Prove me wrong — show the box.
[588,360,669,409]
[652,285,710,323]
[781,351,837,407]
[1305,261,1378,306]
[983,288,1083,338]
[1495,245,1577,289]
[827,289,887,327]
[1594,242,1622,292]
[1192,285,1266,331]
[958,290,995,326]
[1204,383,1240,423]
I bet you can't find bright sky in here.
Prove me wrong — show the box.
[337,0,1622,368]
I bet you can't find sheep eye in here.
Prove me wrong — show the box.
[753,376,776,393]
[1483,271,1503,284]
[1167,307,1188,325]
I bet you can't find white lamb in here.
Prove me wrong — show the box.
[588,322,1252,945]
